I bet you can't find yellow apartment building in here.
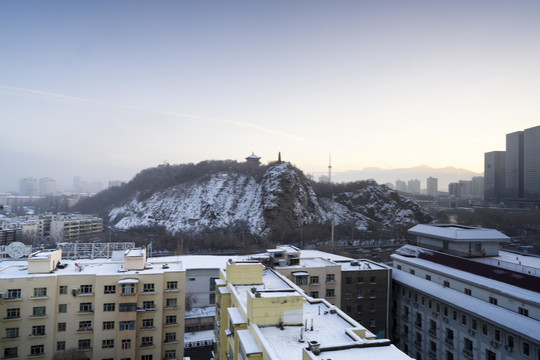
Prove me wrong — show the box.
[0,248,185,360]
[214,259,412,360]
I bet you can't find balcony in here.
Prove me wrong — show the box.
[76,327,93,333]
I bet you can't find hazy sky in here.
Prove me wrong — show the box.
[1,1,539,191]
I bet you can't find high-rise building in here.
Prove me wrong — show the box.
[396,180,407,192]
[0,248,185,360]
[426,177,438,197]
[484,151,505,202]
[471,176,484,199]
[391,224,539,360]
[524,125,540,199]
[19,177,38,196]
[407,179,421,194]
[505,131,524,198]
[38,177,56,196]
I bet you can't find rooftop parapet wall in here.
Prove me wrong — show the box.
[247,290,304,326]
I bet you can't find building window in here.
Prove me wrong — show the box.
[166,298,177,308]
[32,306,46,317]
[209,293,216,304]
[296,276,307,286]
[345,291,351,299]
[142,355,153,360]
[461,314,468,326]
[404,324,409,335]
[102,339,114,349]
[369,304,375,313]
[446,351,454,360]
[464,338,473,357]
[6,308,20,319]
[121,283,135,295]
[326,288,335,297]
[425,274,431,281]
[166,281,178,290]
[31,325,45,336]
[443,241,449,249]
[79,302,93,312]
[356,305,363,314]
[370,276,376,284]
[59,285,67,295]
[521,341,530,356]
[5,328,19,339]
[142,319,154,329]
[141,336,153,347]
[33,287,47,298]
[507,335,515,349]
[493,329,501,343]
[357,291,364,299]
[57,341,66,351]
[3,347,17,359]
[58,304,67,313]
[58,322,66,332]
[410,269,415,275]
[103,321,115,330]
[345,305,352,313]
[357,276,364,284]
[165,315,177,325]
[103,303,115,312]
[482,323,488,336]
[397,265,402,270]
[310,291,319,298]
[143,301,155,310]
[446,328,454,345]
[326,274,335,282]
[119,321,135,331]
[474,243,482,252]
[486,349,496,360]
[121,339,131,349]
[119,303,137,312]
[415,332,422,346]
[78,320,92,331]
[370,319,376,327]
[489,297,498,305]
[415,312,422,327]
[369,290,376,298]
[165,332,177,343]
[430,341,437,352]
[310,276,319,284]
[143,283,155,293]
[443,280,450,287]
[429,320,436,335]
[345,276,352,284]
[164,350,176,359]
[518,307,529,317]
[6,289,21,300]
[209,277,219,291]
[30,345,44,356]
[80,284,93,294]
[104,285,116,294]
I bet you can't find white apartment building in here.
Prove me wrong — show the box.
[391,224,539,360]
[0,248,185,360]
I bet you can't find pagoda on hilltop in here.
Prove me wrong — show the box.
[245,152,261,166]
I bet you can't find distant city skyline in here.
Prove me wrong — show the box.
[1,1,539,192]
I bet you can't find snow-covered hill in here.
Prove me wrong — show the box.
[105,162,430,237]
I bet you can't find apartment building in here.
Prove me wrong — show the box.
[50,214,103,242]
[214,259,412,360]
[391,224,539,360]
[0,248,185,360]
[336,259,392,339]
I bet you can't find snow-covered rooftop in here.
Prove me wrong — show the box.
[408,224,510,242]
[337,259,387,271]
[0,256,183,278]
[393,269,540,343]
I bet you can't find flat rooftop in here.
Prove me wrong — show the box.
[0,256,183,278]
[408,224,510,242]
[337,259,387,271]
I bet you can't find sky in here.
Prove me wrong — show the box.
[1,0,539,192]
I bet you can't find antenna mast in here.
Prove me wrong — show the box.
[328,153,332,184]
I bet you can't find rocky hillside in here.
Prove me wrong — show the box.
[75,161,431,239]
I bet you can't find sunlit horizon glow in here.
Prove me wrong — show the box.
[1,0,539,191]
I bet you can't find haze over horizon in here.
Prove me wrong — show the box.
[1,1,539,192]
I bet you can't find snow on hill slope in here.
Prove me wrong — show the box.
[106,162,430,237]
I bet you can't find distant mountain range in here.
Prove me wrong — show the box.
[329,166,482,190]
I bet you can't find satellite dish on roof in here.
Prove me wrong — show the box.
[6,242,29,259]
